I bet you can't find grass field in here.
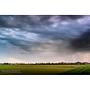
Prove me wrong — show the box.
[0,64,90,75]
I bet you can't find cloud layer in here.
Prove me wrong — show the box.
[0,15,90,63]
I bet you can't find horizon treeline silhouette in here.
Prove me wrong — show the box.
[0,62,89,65]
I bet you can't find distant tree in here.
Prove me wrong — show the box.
[3,63,10,65]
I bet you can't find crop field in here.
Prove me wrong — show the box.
[0,64,90,75]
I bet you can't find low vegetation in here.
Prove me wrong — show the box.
[0,62,89,75]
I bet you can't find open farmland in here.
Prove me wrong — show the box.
[0,64,89,75]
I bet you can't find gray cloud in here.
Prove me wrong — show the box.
[0,15,89,53]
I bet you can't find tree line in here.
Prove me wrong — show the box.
[0,62,89,65]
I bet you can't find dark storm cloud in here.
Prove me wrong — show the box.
[70,29,90,51]
[60,15,84,20]
[0,15,89,52]
[38,15,84,20]
[0,15,84,27]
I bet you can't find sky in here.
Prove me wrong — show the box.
[0,15,90,63]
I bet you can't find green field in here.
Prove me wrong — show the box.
[0,64,90,75]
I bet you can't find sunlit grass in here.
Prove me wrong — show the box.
[0,64,89,75]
